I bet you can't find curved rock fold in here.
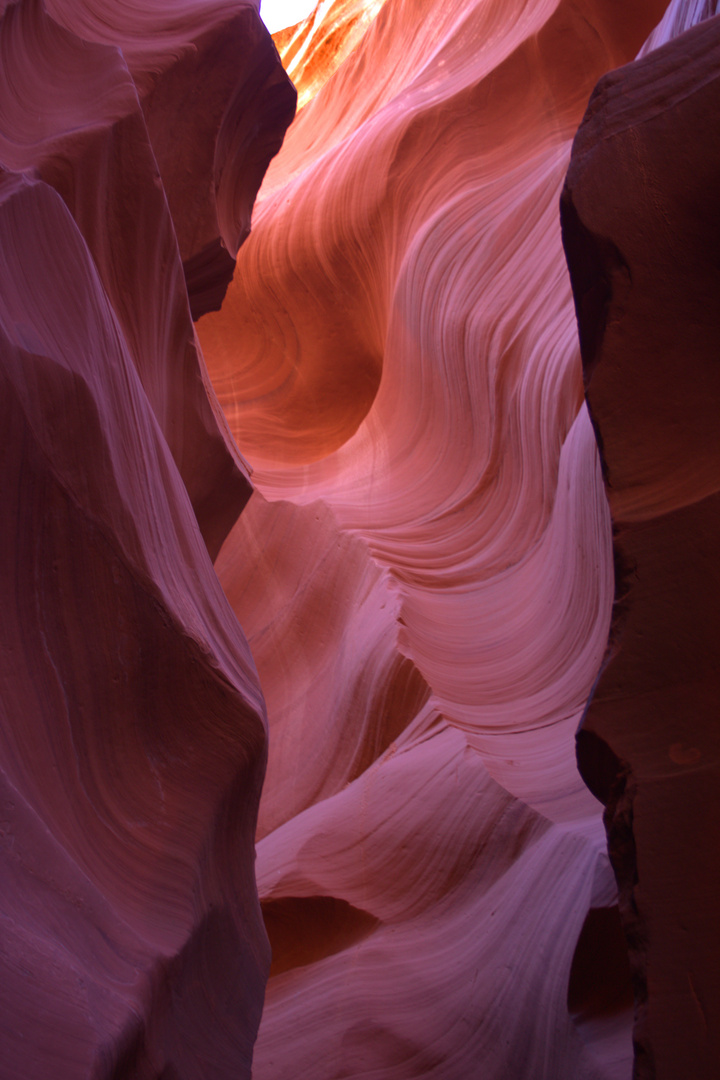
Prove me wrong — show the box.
[3,0,718,1077]
[0,1,294,1077]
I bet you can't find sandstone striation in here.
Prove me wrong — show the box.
[197,1,692,1078]
[0,1,293,1076]
[563,7,720,1077]
[3,0,717,1076]
[0,0,296,557]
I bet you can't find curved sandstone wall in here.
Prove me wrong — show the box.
[0,2,294,1076]
[2,0,718,1077]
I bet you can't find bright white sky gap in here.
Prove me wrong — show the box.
[260,0,317,33]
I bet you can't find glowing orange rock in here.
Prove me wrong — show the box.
[201,2,682,1078]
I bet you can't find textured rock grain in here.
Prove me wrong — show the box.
[563,7,720,1079]
[4,0,715,1076]
[0,0,295,558]
[200,1,685,1077]
[0,1,293,1076]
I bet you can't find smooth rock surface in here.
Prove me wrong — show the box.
[563,7,720,1078]
[199,1,684,1077]
[0,0,295,558]
[0,1,293,1076]
[4,0,717,1076]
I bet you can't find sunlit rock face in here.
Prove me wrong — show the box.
[563,6,720,1078]
[3,0,716,1076]
[0,2,294,1077]
[195,1,696,1078]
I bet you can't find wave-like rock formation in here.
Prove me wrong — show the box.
[0,1,294,1077]
[4,0,718,1076]
[563,8,720,1078]
[196,1,720,1078]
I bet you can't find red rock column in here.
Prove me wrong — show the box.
[562,14,720,1079]
[0,2,295,1076]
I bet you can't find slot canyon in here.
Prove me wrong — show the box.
[1,0,719,1077]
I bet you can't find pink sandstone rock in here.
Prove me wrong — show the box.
[197,2,700,1078]
[0,1,293,1076]
[3,0,717,1076]
[0,0,295,558]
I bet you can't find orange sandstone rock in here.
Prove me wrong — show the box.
[202,2,688,1078]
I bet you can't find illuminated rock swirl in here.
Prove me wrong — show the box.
[3,0,718,1077]
[199,2,695,1078]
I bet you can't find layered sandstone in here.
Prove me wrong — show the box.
[563,8,720,1078]
[2,0,717,1077]
[0,2,293,1076]
[197,2,687,1078]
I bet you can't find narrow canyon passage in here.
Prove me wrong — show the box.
[1,0,719,1078]
[199,1,665,1077]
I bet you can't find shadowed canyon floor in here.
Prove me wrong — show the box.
[1,0,719,1078]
